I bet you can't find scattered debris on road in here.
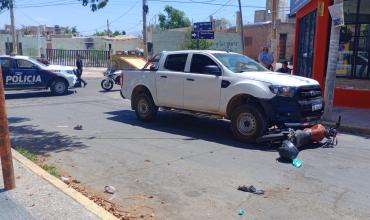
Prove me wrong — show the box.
[238,209,246,216]
[104,185,116,194]
[60,176,70,184]
[292,159,303,168]
[237,185,265,195]
[73,124,83,130]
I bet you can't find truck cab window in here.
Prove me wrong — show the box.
[16,60,35,69]
[190,54,218,74]
[164,54,188,72]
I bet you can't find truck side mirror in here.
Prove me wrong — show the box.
[204,65,221,76]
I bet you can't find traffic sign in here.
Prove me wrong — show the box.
[193,22,213,31]
[191,31,214,40]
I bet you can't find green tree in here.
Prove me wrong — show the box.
[64,26,71,34]
[113,30,120,36]
[71,26,78,34]
[158,5,191,30]
[180,30,213,50]
[121,31,126,35]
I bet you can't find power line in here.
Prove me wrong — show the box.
[79,1,140,33]
[148,0,265,9]
[204,0,232,20]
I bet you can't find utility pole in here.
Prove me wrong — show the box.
[9,0,17,54]
[143,0,148,58]
[0,66,15,190]
[107,19,110,36]
[323,0,341,121]
[271,0,277,64]
[237,0,245,55]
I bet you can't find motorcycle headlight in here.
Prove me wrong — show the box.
[269,85,296,97]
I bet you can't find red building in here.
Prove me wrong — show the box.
[292,0,370,108]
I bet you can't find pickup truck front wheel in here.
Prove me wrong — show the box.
[231,105,267,143]
[133,93,158,121]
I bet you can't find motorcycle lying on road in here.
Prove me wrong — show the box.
[101,69,123,91]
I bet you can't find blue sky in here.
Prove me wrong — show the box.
[0,0,275,36]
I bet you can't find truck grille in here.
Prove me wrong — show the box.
[297,85,322,100]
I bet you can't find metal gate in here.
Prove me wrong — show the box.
[46,49,109,67]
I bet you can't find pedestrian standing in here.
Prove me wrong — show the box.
[258,47,274,71]
[276,61,292,74]
[76,54,87,87]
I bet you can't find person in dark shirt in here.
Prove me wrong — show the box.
[76,54,87,87]
[276,61,291,74]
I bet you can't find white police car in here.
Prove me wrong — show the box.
[0,55,77,95]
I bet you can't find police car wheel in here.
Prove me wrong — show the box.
[51,79,68,95]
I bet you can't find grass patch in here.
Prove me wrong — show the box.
[41,164,60,177]
[15,147,60,177]
[15,147,36,161]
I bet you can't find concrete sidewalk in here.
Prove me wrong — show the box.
[0,151,114,220]
[66,67,106,79]
[325,107,370,134]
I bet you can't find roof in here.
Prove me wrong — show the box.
[161,50,237,55]
[0,55,30,59]
[101,35,139,41]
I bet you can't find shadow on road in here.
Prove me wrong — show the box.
[98,89,121,93]
[5,91,75,100]
[105,110,276,151]
[8,117,88,155]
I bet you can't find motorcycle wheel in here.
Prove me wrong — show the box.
[101,79,114,91]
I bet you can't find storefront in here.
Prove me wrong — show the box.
[292,0,370,108]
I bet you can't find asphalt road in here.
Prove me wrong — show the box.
[5,79,370,220]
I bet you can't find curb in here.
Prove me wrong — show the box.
[322,121,370,135]
[12,149,118,220]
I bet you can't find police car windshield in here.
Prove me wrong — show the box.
[212,53,268,73]
[27,57,47,68]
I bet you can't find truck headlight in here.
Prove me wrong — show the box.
[269,85,296,97]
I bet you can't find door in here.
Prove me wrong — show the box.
[296,10,317,78]
[183,54,222,113]
[156,53,188,108]
[9,59,44,89]
[0,58,12,89]
[279,34,287,60]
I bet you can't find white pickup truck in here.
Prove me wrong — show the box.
[120,50,324,143]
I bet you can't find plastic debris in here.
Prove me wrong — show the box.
[104,185,116,194]
[73,125,83,130]
[292,159,303,168]
[237,185,265,195]
[60,176,70,183]
[238,209,246,216]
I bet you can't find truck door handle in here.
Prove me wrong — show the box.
[186,78,195,81]
[15,72,22,75]
[160,75,167,78]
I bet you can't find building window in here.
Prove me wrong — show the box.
[337,0,369,80]
[244,37,253,46]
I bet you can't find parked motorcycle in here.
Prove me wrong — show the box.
[101,69,123,91]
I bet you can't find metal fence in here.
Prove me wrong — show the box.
[46,49,110,67]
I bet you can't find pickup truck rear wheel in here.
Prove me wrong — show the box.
[231,104,267,143]
[134,93,158,121]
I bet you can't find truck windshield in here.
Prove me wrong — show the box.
[212,53,268,73]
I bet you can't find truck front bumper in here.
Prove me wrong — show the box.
[260,96,324,128]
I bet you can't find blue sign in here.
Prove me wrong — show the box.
[191,31,214,40]
[290,0,310,15]
[193,22,213,31]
